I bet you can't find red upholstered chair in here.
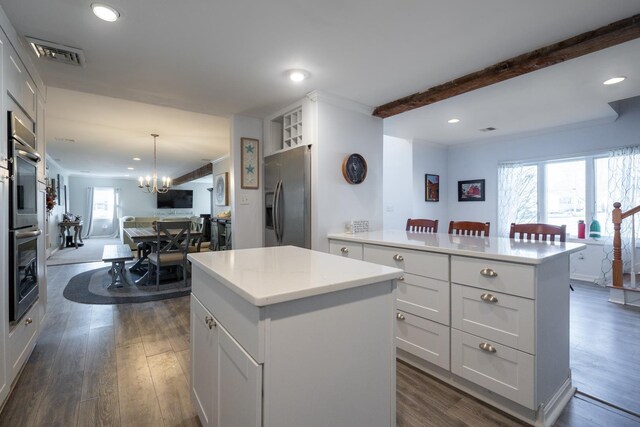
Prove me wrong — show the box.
[448,221,490,237]
[509,223,566,242]
[406,218,438,233]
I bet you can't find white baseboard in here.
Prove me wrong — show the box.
[570,273,599,283]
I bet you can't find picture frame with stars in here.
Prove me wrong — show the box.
[240,137,260,189]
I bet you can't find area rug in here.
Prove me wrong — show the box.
[63,264,190,304]
[48,237,123,266]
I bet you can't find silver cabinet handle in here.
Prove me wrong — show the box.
[340,247,349,254]
[396,313,405,321]
[479,342,496,353]
[205,315,216,330]
[480,268,498,278]
[480,293,498,303]
[24,318,33,326]
[393,254,404,262]
[397,275,405,281]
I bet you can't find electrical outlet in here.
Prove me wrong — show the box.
[385,205,394,212]
[239,194,250,205]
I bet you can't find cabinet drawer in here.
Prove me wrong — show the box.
[329,240,363,260]
[451,329,534,409]
[396,310,449,370]
[451,284,534,354]
[364,244,448,281]
[8,302,39,381]
[451,256,534,299]
[397,273,449,325]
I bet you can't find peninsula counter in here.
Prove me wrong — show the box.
[329,230,586,427]
[188,246,402,427]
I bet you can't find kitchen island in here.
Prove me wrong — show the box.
[188,246,402,427]
[329,230,586,427]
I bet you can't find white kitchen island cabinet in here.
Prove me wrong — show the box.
[188,246,402,427]
[329,231,585,427]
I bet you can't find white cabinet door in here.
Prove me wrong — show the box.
[191,295,218,427]
[218,323,262,427]
[0,168,8,404]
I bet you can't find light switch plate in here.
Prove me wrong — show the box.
[240,194,250,205]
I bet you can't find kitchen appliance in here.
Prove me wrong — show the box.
[7,111,41,322]
[8,112,40,230]
[264,145,311,248]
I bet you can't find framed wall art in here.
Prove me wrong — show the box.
[458,179,485,202]
[57,174,65,207]
[214,172,229,206]
[241,137,260,189]
[425,174,439,202]
[341,153,368,184]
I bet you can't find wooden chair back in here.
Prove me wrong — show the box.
[156,221,192,254]
[448,221,490,237]
[509,223,566,242]
[406,218,438,233]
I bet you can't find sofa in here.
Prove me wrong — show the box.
[119,216,193,249]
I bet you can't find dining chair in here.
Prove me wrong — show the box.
[448,221,490,237]
[147,221,191,290]
[217,220,231,250]
[509,223,566,242]
[188,217,211,253]
[406,218,438,233]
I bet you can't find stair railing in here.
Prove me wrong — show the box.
[612,202,640,288]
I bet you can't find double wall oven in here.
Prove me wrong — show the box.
[7,111,41,322]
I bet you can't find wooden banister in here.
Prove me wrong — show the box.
[612,201,640,287]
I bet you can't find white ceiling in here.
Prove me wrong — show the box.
[2,0,640,171]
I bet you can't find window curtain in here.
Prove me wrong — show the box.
[598,146,640,285]
[83,187,94,238]
[497,163,538,237]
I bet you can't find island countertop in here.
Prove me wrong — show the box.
[188,245,402,306]
[328,230,586,264]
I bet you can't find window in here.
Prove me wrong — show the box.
[499,155,610,238]
[92,188,115,220]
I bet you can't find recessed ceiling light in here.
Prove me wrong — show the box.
[448,118,460,124]
[127,167,134,170]
[287,69,310,82]
[91,3,120,22]
[132,157,141,161]
[603,76,626,85]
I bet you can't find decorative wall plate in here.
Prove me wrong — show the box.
[342,153,368,184]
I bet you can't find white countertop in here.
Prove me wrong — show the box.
[188,246,402,306]
[329,230,586,264]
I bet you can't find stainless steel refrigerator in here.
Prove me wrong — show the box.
[264,145,311,248]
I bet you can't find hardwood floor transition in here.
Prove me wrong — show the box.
[0,263,638,426]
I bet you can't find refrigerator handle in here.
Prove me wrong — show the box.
[273,180,282,244]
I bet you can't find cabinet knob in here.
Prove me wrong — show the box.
[397,275,405,281]
[479,342,497,353]
[340,247,349,254]
[392,254,404,262]
[480,268,498,278]
[396,312,405,321]
[24,318,33,326]
[480,293,498,303]
[205,315,216,330]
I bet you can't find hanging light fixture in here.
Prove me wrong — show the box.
[138,133,171,193]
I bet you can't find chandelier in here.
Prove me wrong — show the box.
[138,133,171,193]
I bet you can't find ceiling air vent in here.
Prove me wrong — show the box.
[25,37,85,67]
[479,127,497,132]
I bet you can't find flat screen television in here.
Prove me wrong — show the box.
[157,189,193,209]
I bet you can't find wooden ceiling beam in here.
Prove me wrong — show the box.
[172,163,212,186]
[372,14,640,119]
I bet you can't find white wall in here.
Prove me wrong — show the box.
[45,159,70,251]
[446,97,640,227]
[68,176,212,226]
[230,115,263,249]
[312,92,384,252]
[382,136,412,230]
[412,139,449,229]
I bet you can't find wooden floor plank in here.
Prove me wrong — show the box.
[80,326,120,426]
[161,298,191,352]
[90,304,114,330]
[77,398,98,427]
[115,342,164,427]
[113,304,141,348]
[175,349,190,379]
[133,302,173,357]
[147,351,199,427]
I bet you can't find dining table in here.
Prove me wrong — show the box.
[124,227,203,285]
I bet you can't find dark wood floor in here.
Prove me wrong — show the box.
[1,265,639,426]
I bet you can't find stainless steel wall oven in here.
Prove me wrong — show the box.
[7,111,41,322]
